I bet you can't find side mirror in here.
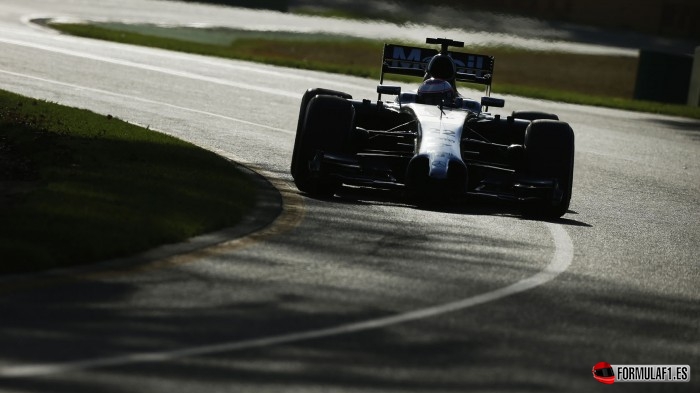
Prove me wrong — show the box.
[481,96,505,108]
[377,85,401,101]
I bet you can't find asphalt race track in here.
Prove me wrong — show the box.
[0,1,698,392]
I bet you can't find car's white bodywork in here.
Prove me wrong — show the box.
[406,104,468,180]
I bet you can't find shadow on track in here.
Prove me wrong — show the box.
[1,267,696,393]
[305,186,592,228]
[645,117,700,142]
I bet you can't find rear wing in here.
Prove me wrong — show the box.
[380,43,495,95]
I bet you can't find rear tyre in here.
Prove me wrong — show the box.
[520,120,574,218]
[291,95,355,197]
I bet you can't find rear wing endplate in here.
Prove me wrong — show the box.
[380,43,495,94]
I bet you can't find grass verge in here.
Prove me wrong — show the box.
[48,22,700,120]
[0,89,257,274]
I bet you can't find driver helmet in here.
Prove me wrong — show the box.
[418,78,454,105]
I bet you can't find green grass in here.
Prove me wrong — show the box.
[48,22,700,119]
[51,22,384,78]
[0,90,257,274]
[495,84,700,118]
[292,7,411,25]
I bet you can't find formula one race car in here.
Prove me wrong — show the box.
[291,38,574,218]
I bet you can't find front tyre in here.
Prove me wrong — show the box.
[291,95,355,197]
[520,120,575,218]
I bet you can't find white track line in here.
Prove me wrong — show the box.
[0,222,573,378]
[0,36,300,99]
[0,69,293,135]
[11,19,373,93]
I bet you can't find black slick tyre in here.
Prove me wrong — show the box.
[291,94,355,197]
[520,119,574,218]
[291,88,352,179]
